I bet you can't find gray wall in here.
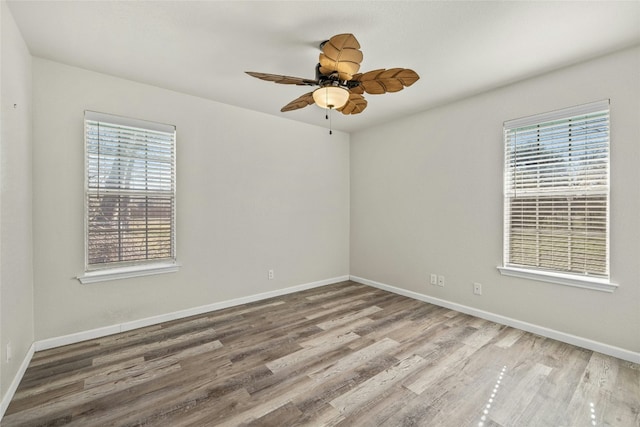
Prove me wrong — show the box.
[1,1,34,400]
[32,58,350,340]
[350,46,640,353]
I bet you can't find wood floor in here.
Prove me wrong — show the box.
[3,281,639,426]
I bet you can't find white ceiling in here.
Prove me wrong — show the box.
[7,1,640,133]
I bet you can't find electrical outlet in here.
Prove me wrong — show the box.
[473,282,482,295]
[430,274,438,285]
[268,269,274,280]
[437,275,445,287]
[6,342,12,363]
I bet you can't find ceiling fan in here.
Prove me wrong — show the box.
[246,33,420,116]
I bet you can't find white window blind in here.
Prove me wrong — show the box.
[85,111,176,270]
[503,100,609,279]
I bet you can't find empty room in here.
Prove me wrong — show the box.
[1,1,639,426]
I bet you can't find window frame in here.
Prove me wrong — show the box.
[78,111,179,284]
[498,100,617,292]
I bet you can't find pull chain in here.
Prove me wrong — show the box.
[324,89,333,135]
[326,107,333,135]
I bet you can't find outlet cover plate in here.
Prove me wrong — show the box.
[473,282,482,295]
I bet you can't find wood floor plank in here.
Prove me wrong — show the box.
[300,317,373,348]
[11,356,145,403]
[329,354,427,415]
[266,331,360,373]
[564,352,620,427]
[494,327,525,349]
[305,299,367,320]
[4,381,85,415]
[489,362,554,425]
[308,337,399,382]
[304,285,364,301]
[421,347,511,426]
[334,383,416,426]
[216,376,316,427]
[62,352,243,427]
[608,362,640,426]
[302,352,401,413]
[404,343,479,395]
[315,305,383,331]
[4,359,182,426]
[510,342,592,426]
[3,280,639,427]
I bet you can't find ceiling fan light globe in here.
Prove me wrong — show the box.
[313,86,350,110]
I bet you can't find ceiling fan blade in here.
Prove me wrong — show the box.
[338,93,368,115]
[318,33,363,81]
[281,92,316,112]
[352,68,420,94]
[246,71,317,86]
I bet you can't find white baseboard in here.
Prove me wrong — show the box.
[35,275,349,352]
[9,272,634,423]
[350,275,640,364]
[1,343,35,420]
[2,276,347,423]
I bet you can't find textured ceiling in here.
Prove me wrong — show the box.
[7,1,640,133]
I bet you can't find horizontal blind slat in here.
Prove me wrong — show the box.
[85,111,176,269]
[503,101,609,278]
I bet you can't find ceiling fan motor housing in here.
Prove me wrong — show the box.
[315,63,361,90]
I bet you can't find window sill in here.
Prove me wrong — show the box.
[77,262,180,284]
[497,266,618,293]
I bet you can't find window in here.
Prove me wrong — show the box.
[80,111,177,283]
[499,100,615,292]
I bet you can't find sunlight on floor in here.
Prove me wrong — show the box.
[478,365,507,427]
